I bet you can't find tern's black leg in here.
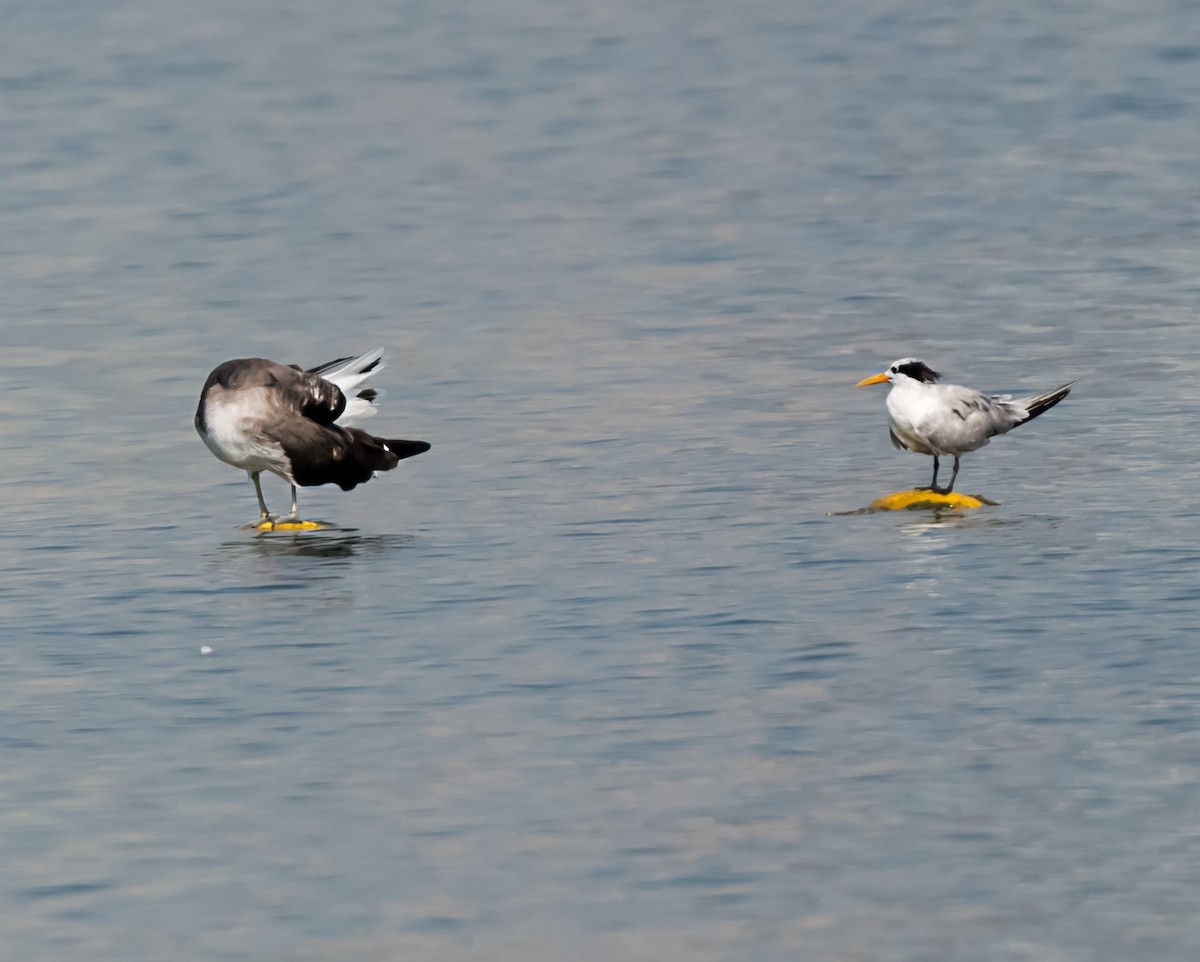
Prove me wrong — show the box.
[919,456,940,491]
[944,456,960,493]
[926,456,961,495]
[919,455,961,495]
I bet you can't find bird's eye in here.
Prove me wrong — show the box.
[890,366,898,373]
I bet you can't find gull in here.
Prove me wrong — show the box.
[856,358,1074,493]
[195,347,430,525]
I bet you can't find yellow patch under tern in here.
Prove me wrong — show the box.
[868,489,989,511]
[252,519,332,532]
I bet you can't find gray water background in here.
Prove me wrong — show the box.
[3,0,1200,959]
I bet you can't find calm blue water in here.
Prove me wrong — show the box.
[4,0,1200,958]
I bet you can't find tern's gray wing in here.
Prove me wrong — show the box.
[902,382,1027,456]
[940,384,1024,431]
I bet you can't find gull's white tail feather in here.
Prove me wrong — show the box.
[312,347,386,390]
[308,347,388,423]
[341,389,384,421]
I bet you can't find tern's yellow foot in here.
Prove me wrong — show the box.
[868,489,993,511]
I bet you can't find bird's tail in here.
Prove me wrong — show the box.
[329,430,430,489]
[308,347,387,421]
[384,439,432,461]
[1017,381,1076,424]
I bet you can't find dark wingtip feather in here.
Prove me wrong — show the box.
[307,355,353,375]
[386,439,431,460]
[1022,381,1075,423]
[306,351,383,377]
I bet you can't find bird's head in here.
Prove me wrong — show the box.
[856,358,941,387]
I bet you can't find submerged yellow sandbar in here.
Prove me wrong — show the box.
[868,489,990,511]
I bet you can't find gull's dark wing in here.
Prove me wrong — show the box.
[279,363,346,425]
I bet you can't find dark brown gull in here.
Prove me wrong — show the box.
[195,347,429,525]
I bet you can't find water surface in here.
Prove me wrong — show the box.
[4,0,1200,959]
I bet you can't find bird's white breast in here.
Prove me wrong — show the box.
[886,383,940,454]
[199,387,290,476]
[887,381,1018,456]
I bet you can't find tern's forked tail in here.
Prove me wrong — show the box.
[1018,380,1076,424]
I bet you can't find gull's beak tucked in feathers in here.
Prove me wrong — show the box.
[856,357,1074,494]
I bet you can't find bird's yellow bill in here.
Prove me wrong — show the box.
[856,372,890,387]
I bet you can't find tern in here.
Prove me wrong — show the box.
[856,358,1074,493]
[195,347,430,525]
